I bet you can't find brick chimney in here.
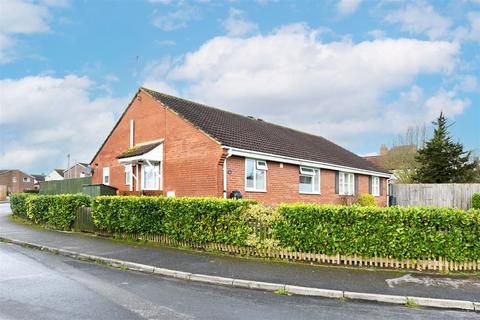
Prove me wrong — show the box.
[380,144,388,156]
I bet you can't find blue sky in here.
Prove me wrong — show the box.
[0,0,479,174]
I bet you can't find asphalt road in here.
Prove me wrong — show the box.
[0,243,478,320]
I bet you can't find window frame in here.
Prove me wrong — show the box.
[339,172,355,195]
[23,177,30,182]
[102,167,110,185]
[245,158,267,192]
[299,166,320,194]
[371,176,380,196]
[141,163,160,191]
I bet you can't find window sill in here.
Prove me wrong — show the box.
[299,192,321,195]
[245,189,267,193]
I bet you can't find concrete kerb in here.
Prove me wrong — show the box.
[1,236,478,313]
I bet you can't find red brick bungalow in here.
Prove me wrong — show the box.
[91,88,390,206]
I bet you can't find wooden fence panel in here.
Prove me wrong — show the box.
[40,177,92,195]
[391,184,480,209]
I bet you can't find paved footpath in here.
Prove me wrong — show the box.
[1,203,479,303]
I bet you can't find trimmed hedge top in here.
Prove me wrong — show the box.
[11,193,91,230]
[9,193,480,263]
[273,204,480,262]
[92,196,256,245]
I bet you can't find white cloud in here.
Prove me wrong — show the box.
[0,75,128,172]
[145,23,460,144]
[0,0,65,63]
[385,3,452,40]
[337,0,362,16]
[382,86,470,134]
[151,3,199,31]
[222,8,258,36]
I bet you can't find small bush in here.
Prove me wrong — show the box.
[10,193,34,218]
[45,194,91,230]
[356,194,377,207]
[26,195,54,223]
[242,204,282,249]
[472,192,480,210]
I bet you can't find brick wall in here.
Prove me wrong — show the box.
[0,171,35,193]
[91,90,224,197]
[226,156,387,206]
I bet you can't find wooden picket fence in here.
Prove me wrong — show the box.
[113,233,479,272]
[74,207,479,272]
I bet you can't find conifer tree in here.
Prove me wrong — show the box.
[413,112,478,183]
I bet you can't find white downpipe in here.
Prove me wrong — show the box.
[223,149,233,199]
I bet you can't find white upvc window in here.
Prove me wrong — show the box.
[245,159,267,192]
[124,165,132,185]
[142,163,160,190]
[339,172,354,195]
[372,176,380,196]
[299,166,320,194]
[12,176,16,183]
[23,177,30,182]
[103,167,110,185]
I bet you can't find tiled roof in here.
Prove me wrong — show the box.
[54,169,65,177]
[32,174,46,182]
[143,88,388,174]
[117,141,162,159]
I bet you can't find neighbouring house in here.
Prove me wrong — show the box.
[45,169,65,181]
[0,170,35,193]
[91,88,390,206]
[31,174,46,190]
[63,162,92,179]
[363,144,417,183]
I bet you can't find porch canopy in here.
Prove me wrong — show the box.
[117,140,163,165]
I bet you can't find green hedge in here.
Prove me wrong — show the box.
[10,193,91,230]
[273,204,480,262]
[92,196,255,245]
[473,193,480,210]
[10,193,34,218]
[26,195,54,223]
[44,194,91,230]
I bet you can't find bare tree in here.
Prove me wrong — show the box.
[383,125,427,183]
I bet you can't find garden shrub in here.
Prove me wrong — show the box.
[92,196,256,245]
[472,192,480,210]
[356,194,377,207]
[26,195,54,223]
[44,194,91,230]
[10,193,34,218]
[273,204,480,262]
[241,204,282,249]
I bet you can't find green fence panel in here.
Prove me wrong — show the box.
[39,177,92,195]
[82,184,117,197]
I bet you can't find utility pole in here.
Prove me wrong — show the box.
[67,154,70,179]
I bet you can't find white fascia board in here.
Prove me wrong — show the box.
[223,146,391,178]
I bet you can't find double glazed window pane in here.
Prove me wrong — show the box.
[143,164,158,190]
[246,159,255,189]
[299,175,313,193]
[246,159,266,191]
[299,168,319,193]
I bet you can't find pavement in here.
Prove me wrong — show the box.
[1,203,479,307]
[2,243,479,320]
